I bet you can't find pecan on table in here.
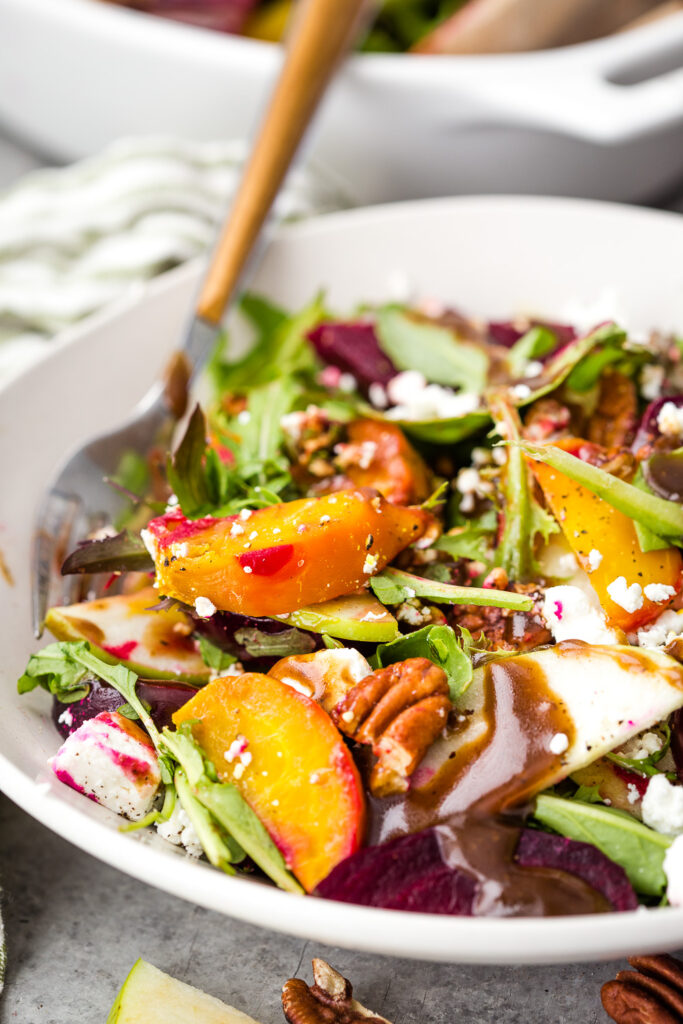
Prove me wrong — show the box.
[331,657,450,797]
[282,959,391,1024]
[601,953,683,1023]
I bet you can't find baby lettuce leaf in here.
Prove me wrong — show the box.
[632,465,671,553]
[167,404,215,517]
[393,410,490,446]
[17,641,92,702]
[534,793,671,896]
[517,440,683,540]
[208,292,322,395]
[506,326,556,380]
[61,530,153,576]
[490,395,558,582]
[197,636,237,674]
[162,725,302,894]
[370,567,534,611]
[173,768,242,873]
[435,510,497,564]
[374,624,473,701]
[376,308,489,393]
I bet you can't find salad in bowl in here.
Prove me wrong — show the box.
[18,287,683,918]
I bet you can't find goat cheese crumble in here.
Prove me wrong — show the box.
[587,549,603,572]
[657,402,683,437]
[194,596,217,618]
[156,803,203,858]
[643,583,676,603]
[541,585,618,645]
[642,774,683,835]
[606,577,643,614]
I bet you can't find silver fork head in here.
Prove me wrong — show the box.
[32,389,174,637]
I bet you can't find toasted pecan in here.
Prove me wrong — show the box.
[332,658,450,796]
[587,370,638,451]
[601,953,683,1023]
[282,959,390,1024]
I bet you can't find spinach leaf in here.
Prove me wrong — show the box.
[374,624,473,701]
[17,641,92,702]
[534,793,671,896]
[517,440,683,540]
[376,308,489,393]
[370,567,534,611]
[197,636,237,674]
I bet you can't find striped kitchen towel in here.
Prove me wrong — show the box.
[0,136,348,384]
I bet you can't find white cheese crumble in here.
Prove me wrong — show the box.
[239,508,252,521]
[224,736,248,763]
[242,565,253,574]
[643,583,676,603]
[384,370,479,422]
[172,541,189,558]
[57,707,73,728]
[140,528,158,561]
[618,730,663,761]
[541,585,619,645]
[627,783,640,805]
[642,774,683,835]
[194,596,216,618]
[524,360,544,379]
[229,521,244,537]
[637,609,683,649]
[237,410,251,425]
[549,732,569,755]
[368,382,388,409]
[338,372,356,393]
[657,402,683,437]
[587,549,603,572]
[363,553,379,574]
[640,364,664,401]
[664,834,683,906]
[156,803,203,858]
[606,576,643,613]
[511,383,532,401]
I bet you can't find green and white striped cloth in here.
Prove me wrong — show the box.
[0,136,348,384]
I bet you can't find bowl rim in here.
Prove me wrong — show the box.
[3,194,683,965]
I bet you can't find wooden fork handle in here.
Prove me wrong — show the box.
[197,0,369,326]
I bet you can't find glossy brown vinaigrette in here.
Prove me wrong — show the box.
[364,646,610,916]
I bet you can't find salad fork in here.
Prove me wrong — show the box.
[32,0,370,636]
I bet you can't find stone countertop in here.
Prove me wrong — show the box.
[0,128,681,1024]
[1,795,634,1024]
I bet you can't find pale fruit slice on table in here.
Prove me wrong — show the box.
[107,959,261,1024]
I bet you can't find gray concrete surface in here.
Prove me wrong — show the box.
[1,793,633,1024]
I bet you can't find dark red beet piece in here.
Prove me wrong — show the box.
[52,677,197,738]
[515,829,638,912]
[632,395,683,456]
[307,322,397,396]
[316,829,476,915]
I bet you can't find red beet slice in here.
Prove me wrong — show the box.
[52,677,197,738]
[515,829,638,912]
[307,322,397,397]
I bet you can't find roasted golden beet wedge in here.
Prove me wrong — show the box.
[144,488,429,617]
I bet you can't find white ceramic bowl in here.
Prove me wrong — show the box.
[3,196,683,964]
[1,0,683,202]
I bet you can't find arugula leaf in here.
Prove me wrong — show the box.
[534,793,671,896]
[376,308,489,393]
[374,624,473,701]
[161,725,302,893]
[370,567,534,610]
[17,641,92,702]
[61,530,153,576]
[507,326,556,380]
[435,509,497,563]
[521,323,627,404]
[197,636,237,674]
[517,440,683,540]
[489,395,558,582]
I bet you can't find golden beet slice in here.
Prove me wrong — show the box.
[173,672,366,891]
[146,488,428,617]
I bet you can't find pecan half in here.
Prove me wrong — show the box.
[332,657,450,796]
[282,959,390,1024]
[587,370,638,451]
[601,953,683,1023]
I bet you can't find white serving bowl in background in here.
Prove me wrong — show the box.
[1,0,682,203]
[2,196,683,963]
